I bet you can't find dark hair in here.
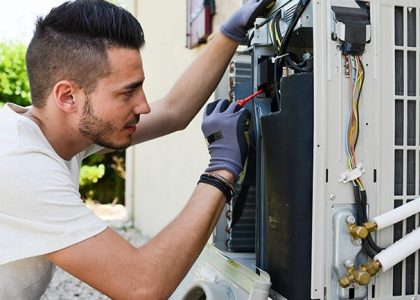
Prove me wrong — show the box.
[26,0,145,108]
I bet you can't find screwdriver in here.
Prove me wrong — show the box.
[236,89,265,107]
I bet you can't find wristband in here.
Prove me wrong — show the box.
[198,173,236,203]
[203,172,236,194]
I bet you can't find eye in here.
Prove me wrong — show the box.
[123,89,135,98]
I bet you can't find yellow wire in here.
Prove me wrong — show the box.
[273,18,281,51]
[343,55,365,191]
[268,19,274,46]
[356,178,365,190]
[346,57,355,170]
[352,56,365,190]
[346,55,364,183]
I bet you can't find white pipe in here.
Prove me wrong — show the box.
[372,197,420,230]
[374,227,420,272]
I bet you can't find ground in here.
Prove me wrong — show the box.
[41,201,148,299]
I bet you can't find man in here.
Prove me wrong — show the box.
[0,0,274,299]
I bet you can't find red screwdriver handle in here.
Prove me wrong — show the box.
[236,89,264,107]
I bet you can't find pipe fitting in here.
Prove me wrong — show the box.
[349,223,369,239]
[339,266,371,288]
[339,275,351,288]
[362,221,378,233]
[360,260,381,276]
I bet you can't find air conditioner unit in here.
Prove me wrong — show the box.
[172,1,420,299]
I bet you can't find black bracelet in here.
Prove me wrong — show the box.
[198,173,235,203]
[203,173,236,196]
[198,175,232,203]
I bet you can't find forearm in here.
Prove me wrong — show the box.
[165,33,239,125]
[46,173,230,300]
[134,170,233,298]
[132,32,239,144]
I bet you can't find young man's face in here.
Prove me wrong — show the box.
[78,47,150,150]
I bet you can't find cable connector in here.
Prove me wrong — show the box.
[339,162,365,183]
[331,5,370,55]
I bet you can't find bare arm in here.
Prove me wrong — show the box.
[131,33,239,144]
[52,75,251,299]
[125,0,275,145]
[47,170,233,300]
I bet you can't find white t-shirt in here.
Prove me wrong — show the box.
[0,103,108,299]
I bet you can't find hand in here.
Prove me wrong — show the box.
[201,99,250,182]
[220,0,276,42]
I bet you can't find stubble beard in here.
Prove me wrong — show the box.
[78,96,132,150]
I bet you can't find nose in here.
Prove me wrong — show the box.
[134,88,151,115]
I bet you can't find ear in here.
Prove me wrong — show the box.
[52,80,80,113]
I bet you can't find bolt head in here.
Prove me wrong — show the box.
[355,271,371,285]
[344,260,354,268]
[346,215,356,224]
[355,226,368,239]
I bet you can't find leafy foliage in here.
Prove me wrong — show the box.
[80,152,126,204]
[0,42,31,106]
[80,164,106,186]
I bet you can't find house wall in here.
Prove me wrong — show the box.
[130,0,241,237]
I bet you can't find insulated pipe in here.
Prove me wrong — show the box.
[372,197,420,230]
[374,227,420,272]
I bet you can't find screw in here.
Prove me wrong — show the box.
[344,260,354,268]
[346,216,356,224]
[330,194,336,201]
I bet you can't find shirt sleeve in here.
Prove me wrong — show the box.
[0,151,107,265]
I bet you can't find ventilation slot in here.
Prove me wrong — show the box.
[284,4,297,23]
[392,5,419,296]
[228,59,252,102]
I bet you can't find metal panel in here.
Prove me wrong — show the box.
[312,0,378,298]
[216,1,420,299]
[314,0,419,299]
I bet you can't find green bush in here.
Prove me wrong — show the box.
[80,152,125,204]
[0,43,31,106]
[80,164,106,186]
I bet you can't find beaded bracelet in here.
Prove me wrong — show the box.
[198,172,236,203]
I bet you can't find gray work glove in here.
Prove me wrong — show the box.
[220,0,276,42]
[202,99,250,182]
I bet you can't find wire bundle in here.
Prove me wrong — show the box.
[268,8,283,55]
[345,54,365,190]
[344,55,384,258]
[266,1,312,110]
